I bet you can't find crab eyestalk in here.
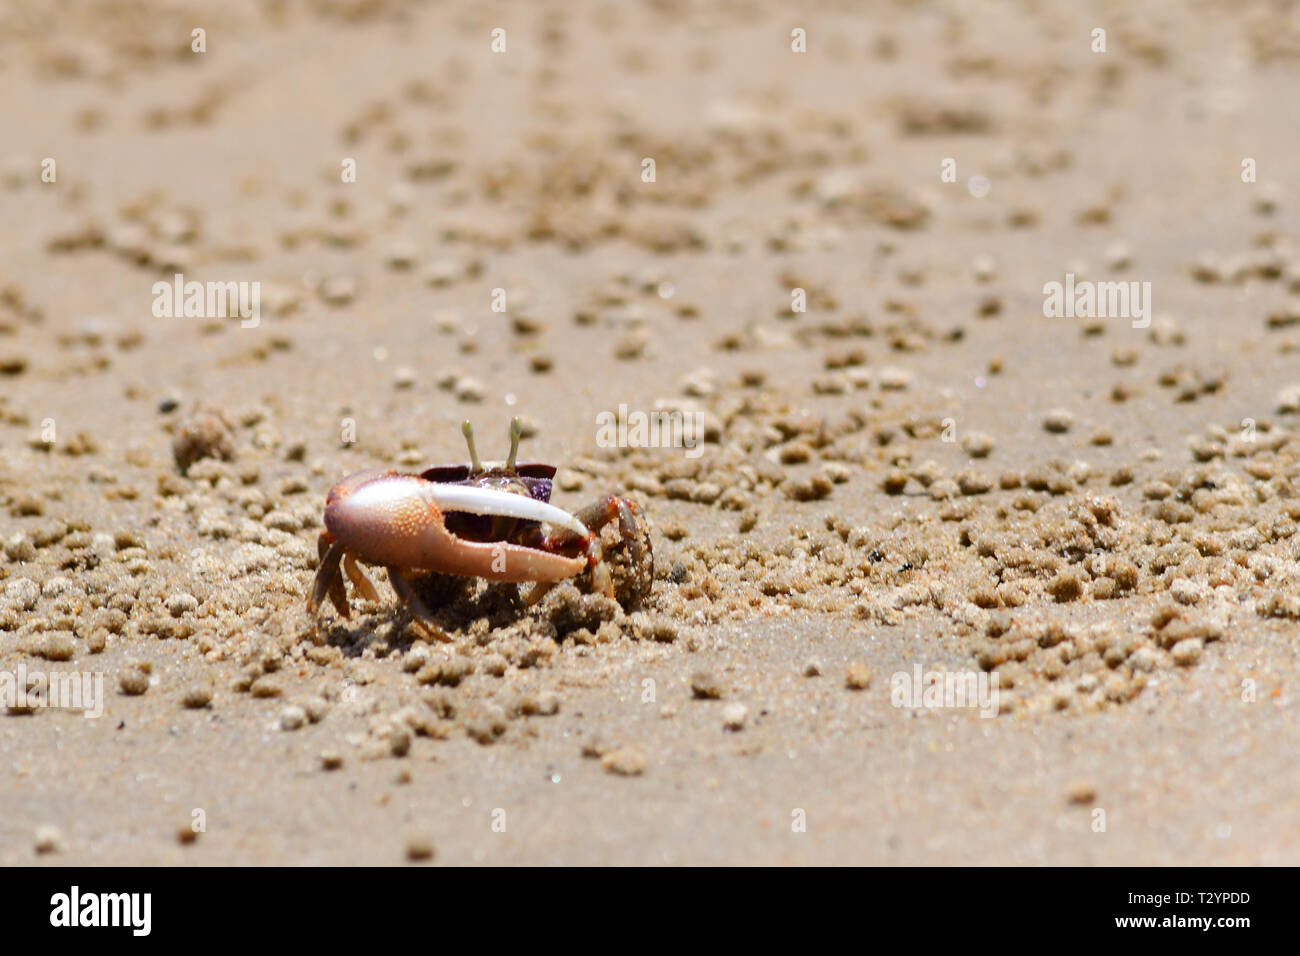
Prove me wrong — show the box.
[461,420,483,474]
[506,416,522,472]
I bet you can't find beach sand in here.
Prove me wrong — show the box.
[2,0,1298,864]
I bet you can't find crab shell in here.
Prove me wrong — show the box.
[323,467,590,583]
[420,461,555,495]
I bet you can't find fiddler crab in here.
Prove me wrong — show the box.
[308,418,652,637]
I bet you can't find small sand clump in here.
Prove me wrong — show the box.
[601,748,648,776]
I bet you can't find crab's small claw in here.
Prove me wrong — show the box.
[560,496,651,606]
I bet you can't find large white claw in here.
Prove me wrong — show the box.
[422,483,587,537]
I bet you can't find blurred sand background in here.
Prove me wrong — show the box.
[2,0,1300,864]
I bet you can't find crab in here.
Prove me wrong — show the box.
[308,418,652,636]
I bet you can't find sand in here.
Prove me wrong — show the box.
[2,0,1299,865]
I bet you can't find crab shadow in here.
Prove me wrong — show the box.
[312,573,534,658]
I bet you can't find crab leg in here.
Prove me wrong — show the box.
[343,552,380,603]
[326,566,350,618]
[309,535,349,617]
[388,567,451,642]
